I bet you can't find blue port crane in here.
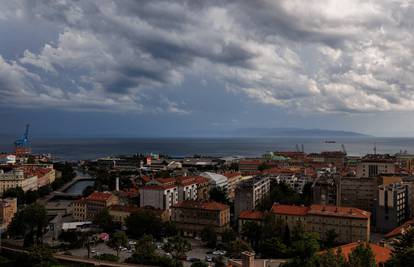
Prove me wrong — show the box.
[14,124,30,148]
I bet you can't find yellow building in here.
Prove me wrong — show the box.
[271,204,370,243]
[0,198,17,229]
[0,169,38,194]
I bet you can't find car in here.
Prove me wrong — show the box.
[205,256,212,262]
[212,251,220,255]
[91,250,97,254]
[121,247,128,251]
[128,240,137,245]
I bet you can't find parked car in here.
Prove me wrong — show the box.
[205,256,213,262]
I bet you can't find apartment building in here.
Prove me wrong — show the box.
[108,205,169,225]
[376,182,410,232]
[0,169,38,194]
[356,154,396,178]
[340,177,378,212]
[171,200,230,237]
[176,176,198,202]
[312,174,341,206]
[140,179,179,211]
[234,176,271,219]
[73,191,119,221]
[223,172,243,200]
[20,164,56,187]
[0,198,17,229]
[271,204,371,243]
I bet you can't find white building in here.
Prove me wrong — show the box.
[177,177,198,202]
[0,169,38,194]
[0,155,16,165]
[200,172,228,189]
[140,184,178,211]
[276,174,309,193]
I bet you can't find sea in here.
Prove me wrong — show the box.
[1,136,414,161]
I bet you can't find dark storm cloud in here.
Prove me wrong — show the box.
[1,0,414,113]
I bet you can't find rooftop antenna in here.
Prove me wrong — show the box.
[341,144,347,155]
[373,143,377,155]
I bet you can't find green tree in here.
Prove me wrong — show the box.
[27,245,57,267]
[392,228,414,255]
[126,210,165,239]
[93,208,115,233]
[209,187,229,204]
[214,255,226,267]
[24,190,39,204]
[191,261,208,267]
[3,186,25,205]
[287,232,320,266]
[241,221,262,249]
[348,243,376,267]
[8,203,48,246]
[260,237,288,258]
[323,229,338,249]
[79,231,95,259]
[163,235,191,260]
[134,234,158,263]
[318,248,347,267]
[388,247,414,267]
[108,231,128,257]
[201,225,217,248]
[221,228,236,244]
[226,239,252,258]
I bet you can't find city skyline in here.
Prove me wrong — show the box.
[1,1,414,137]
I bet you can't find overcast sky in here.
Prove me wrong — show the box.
[1,0,414,137]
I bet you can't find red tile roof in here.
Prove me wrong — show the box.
[324,242,391,265]
[271,204,370,220]
[271,204,308,216]
[141,184,177,190]
[239,210,265,220]
[173,200,229,211]
[384,219,414,238]
[86,192,115,201]
[308,204,370,220]
[223,172,242,179]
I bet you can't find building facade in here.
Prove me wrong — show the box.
[0,169,38,194]
[0,198,17,229]
[376,182,410,232]
[271,204,371,243]
[234,176,271,219]
[356,154,396,178]
[73,192,119,221]
[340,177,378,212]
[171,200,230,237]
[140,184,178,211]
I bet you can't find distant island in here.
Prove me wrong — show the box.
[232,127,370,137]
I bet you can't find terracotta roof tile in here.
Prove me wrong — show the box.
[271,204,308,216]
[86,192,115,201]
[173,200,229,211]
[385,219,414,238]
[324,242,391,265]
[239,210,265,220]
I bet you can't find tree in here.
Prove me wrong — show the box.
[348,243,376,267]
[191,261,208,267]
[388,247,414,267]
[226,239,252,258]
[93,208,115,233]
[221,228,236,244]
[209,187,229,204]
[287,232,320,266]
[241,221,262,249]
[260,237,288,258]
[323,229,338,249]
[134,234,158,263]
[392,228,414,255]
[8,203,48,246]
[214,255,226,267]
[24,190,39,204]
[79,231,95,259]
[318,248,346,267]
[3,187,25,205]
[108,231,128,257]
[82,185,95,197]
[27,245,57,267]
[125,210,165,239]
[201,225,217,248]
[163,235,191,260]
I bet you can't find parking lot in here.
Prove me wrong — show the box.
[66,238,226,266]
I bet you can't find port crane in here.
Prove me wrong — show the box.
[14,124,31,155]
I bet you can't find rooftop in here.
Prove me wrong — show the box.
[271,204,370,219]
[239,210,265,220]
[86,192,115,201]
[324,242,391,265]
[173,200,229,211]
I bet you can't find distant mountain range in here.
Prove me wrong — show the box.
[232,128,370,137]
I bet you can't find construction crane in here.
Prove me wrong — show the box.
[14,124,31,155]
[341,144,347,155]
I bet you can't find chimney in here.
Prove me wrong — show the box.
[115,177,119,191]
[241,251,255,267]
